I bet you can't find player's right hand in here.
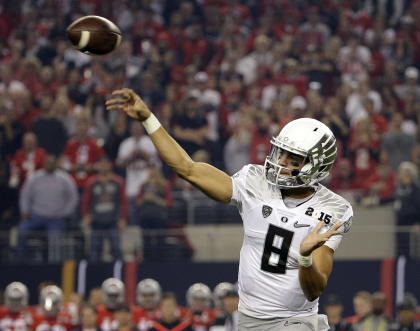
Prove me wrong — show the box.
[106,88,152,121]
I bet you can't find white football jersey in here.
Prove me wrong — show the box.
[230,164,353,319]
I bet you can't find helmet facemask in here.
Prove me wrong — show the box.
[186,283,211,313]
[137,279,162,310]
[5,282,29,313]
[102,278,125,310]
[264,133,336,189]
[40,286,63,318]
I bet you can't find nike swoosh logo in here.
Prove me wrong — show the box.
[294,221,310,228]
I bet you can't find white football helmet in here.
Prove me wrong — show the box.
[40,285,63,318]
[5,282,29,313]
[264,118,337,188]
[137,278,162,309]
[101,278,125,310]
[186,283,211,312]
[213,282,235,308]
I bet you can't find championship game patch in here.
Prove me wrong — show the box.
[262,205,273,218]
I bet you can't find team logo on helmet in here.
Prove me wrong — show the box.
[262,205,273,218]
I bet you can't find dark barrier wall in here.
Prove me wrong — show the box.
[1,259,419,318]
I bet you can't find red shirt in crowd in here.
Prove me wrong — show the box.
[32,311,72,331]
[0,306,33,331]
[132,306,156,331]
[250,129,271,165]
[186,309,217,331]
[9,147,46,189]
[363,169,396,201]
[96,304,117,331]
[62,138,104,188]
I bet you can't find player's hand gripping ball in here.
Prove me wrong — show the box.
[67,15,122,55]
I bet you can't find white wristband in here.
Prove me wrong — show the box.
[142,114,161,135]
[298,254,313,267]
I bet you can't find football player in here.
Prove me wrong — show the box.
[32,285,72,331]
[96,278,125,331]
[0,282,33,331]
[212,282,236,313]
[106,89,353,331]
[186,283,216,330]
[132,278,162,331]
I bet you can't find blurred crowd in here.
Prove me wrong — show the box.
[0,278,420,331]
[1,0,420,263]
[1,279,420,331]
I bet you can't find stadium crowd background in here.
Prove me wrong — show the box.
[0,0,420,330]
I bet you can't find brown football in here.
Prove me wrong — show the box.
[67,15,122,55]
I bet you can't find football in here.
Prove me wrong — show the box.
[66,15,122,55]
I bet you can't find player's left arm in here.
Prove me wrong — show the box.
[298,221,342,302]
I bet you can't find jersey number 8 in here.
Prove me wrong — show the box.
[261,224,294,274]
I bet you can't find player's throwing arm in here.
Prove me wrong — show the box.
[106,88,232,203]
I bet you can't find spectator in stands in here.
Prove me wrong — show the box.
[210,287,239,331]
[279,58,309,97]
[136,168,169,260]
[395,67,420,101]
[9,132,46,189]
[53,95,77,137]
[352,290,388,331]
[0,99,24,161]
[347,291,372,325]
[236,34,272,85]
[323,295,352,331]
[150,292,193,331]
[361,158,396,206]
[348,118,380,185]
[104,112,130,162]
[372,292,389,321]
[172,91,209,156]
[249,112,273,165]
[66,69,88,105]
[17,154,78,262]
[30,93,67,156]
[82,157,127,262]
[328,158,362,203]
[382,113,416,172]
[74,304,101,331]
[62,115,105,190]
[345,78,382,126]
[117,121,159,225]
[297,6,331,54]
[223,115,252,175]
[389,294,420,331]
[337,34,372,84]
[394,162,420,258]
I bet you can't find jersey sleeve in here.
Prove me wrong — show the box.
[322,203,353,251]
[229,164,251,210]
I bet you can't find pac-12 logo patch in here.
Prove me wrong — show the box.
[262,205,273,218]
